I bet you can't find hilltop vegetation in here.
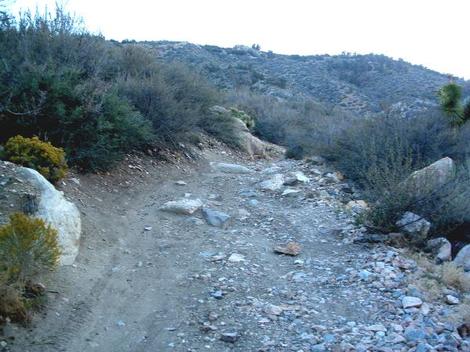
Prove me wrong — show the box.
[148,41,468,117]
[0,8,220,171]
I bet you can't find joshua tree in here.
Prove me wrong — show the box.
[438,83,470,127]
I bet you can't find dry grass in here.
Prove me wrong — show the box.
[409,252,470,298]
[440,262,470,292]
[0,285,29,324]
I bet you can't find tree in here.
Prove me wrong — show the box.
[438,83,470,127]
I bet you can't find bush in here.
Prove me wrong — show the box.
[201,109,244,148]
[3,135,68,183]
[325,112,470,236]
[285,145,305,160]
[0,213,60,284]
[0,8,220,171]
[229,107,255,130]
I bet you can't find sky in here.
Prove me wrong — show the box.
[6,0,470,79]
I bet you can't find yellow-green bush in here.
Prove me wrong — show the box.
[0,213,60,284]
[3,136,68,183]
[229,107,255,130]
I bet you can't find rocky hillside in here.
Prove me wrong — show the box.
[142,41,468,117]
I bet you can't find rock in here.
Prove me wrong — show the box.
[454,244,470,272]
[445,295,459,305]
[367,324,386,332]
[396,212,431,243]
[346,200,369,213]
[10,164,82,266]
[210,290,224,299]
[220,332,239,343]
[404,326,426,342]
[175,180,187,186]
[283,171,310,186]
[274,242,301,256]
[402,296,423,308]
[425,237,452,263]
[211,162,252,174]
[159,198,203,215]
[307,156,326,165]
[281,188,302,197]
[323,171,344,184]
[228,253,245,262]
[202,208,231,227]
[359,270,372,281]
[247,199,259,207]
[406,157,455,193]
[264,304,283,316]
[258,174,284,191]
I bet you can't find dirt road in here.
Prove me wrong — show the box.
[5,150,466,351]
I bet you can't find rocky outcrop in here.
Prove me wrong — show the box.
[0,161,81,266]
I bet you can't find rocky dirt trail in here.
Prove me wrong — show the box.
[3,150,468,351]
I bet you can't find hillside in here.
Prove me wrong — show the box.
[144,41,467,117]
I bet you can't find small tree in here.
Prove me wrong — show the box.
[438,83,470,127]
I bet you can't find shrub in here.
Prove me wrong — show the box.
[0,213,60,284]
[285,145,305,160]
[229,107,255,130]
[202,110,244,149]
[325,112,470,235]
[0,285,28,324]
[3,135,68,183]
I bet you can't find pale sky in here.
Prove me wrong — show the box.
[7,0,470,79]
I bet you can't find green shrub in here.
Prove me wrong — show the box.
[285,145,305,160]
[3,136,68,183]
[202,110,244,148]
[326,112,470,236]
[229,107,255,130]
[0,213,60,284]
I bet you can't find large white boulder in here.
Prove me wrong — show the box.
[17,167,81,266]
[406,157,455,192]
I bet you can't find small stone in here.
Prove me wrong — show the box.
[116,320,126,327]
[220,332,239,343]
[264,304,283,316]
[367,324,386,332]
[359,269,372,281]
[274,242,301,256]
[281,188,302,197]
[228,253,245,262]
[210,290,224,299]
[175,180,187,186]
[160,198,203,215]
[445,295,459,305]
[404,326,426,342]
[202,208,231,227]
[144,226,152,231]
[402,296,423,308]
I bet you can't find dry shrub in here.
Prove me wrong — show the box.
[0,285,29,324]
[0,213,60,283]
[440,262,470,292]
